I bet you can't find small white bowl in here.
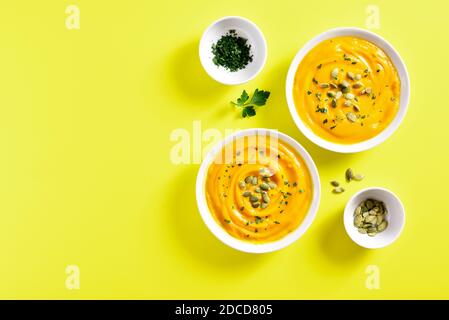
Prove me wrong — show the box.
[343,187,405,249]
[199,16,267,85]
[196,129,321,253]
[285,27,410,153]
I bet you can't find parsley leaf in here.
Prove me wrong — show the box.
[250,89,270,106]
[242,106,256,118]
[231,88,271,118]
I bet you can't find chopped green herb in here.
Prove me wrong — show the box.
[212,30,253,72]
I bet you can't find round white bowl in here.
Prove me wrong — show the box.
[285,27,410,153]
[196,129,321,253]
[343,187,405,249]
[199,16,267,85]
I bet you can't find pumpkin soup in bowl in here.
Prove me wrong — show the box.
[286,28,410,153]
[196,129,320,253]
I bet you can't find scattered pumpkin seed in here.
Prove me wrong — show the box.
[238,181,246,190]
[262,193,270,203]
[353,173,364,181]
[261,203,268,209]
[251,202,260,208]
[327,91,336,98]
[344,100,352,107]
[342,87,350,94]
[251,177,258,185]
[243,191,252,197]
[245,176,253,184]
[329,83,338,89]
[365,87,372,94]
[335,91,342,99]
[331,68,339,79]
[341,80,350,88]
[354,74,362,81]
[345,93,355,100]
[352,82,363,89]
[254,187,261,193]
[333,186,345,194]
[346,168,354,181]
[268,182,277,189]
[346,112,357,122]
[347,72,355,80]
[331,99,337,108]
[330,180,339,187]
[320,83,329,88]
[250,195,259,203]
[260,183,270,191]
[353,104,360,112]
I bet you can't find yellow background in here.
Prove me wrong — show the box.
[1,0,448,299]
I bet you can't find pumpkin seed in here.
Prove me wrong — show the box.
[320,83,329,88]
[327,91,336,98]
[250,195,259,203]
[342,87,350,94]
[330,180,339,187]
[376,215,384,225]
[331,99,337,108]
[354,215,363,227]
[331,68,339,79]
[341,80,350,88]
[245,176,253,184]
[332,186,345,194]
[345,93,355,100]
[254,187,261,193]
[366,200,374,209]
[352,82,363,89]
[251,177,258,185]
[243,191,251,197]
[251,202,260,208]
[346,112,357,122]
[261,203,268,209]
[355,206,362,215]
[238,181,246,190]
[377,220,388,232]
[262,193,270,203]
[335,91,343,99]
[329,83,338,89]
[259,168,270,178]
[365,87,372,94]
[344,100,352,107]
[268,182,277,189]
[354,74,362,80]
[367,232,377,237]
[347,72,355,80]
[353,173,364,181]
[353,104,360,112]
[346,168,354,181]
[260,183,270,191]
[358,228,367,234]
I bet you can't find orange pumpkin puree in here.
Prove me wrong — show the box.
[205,135,313,243]
[293,36,400,144]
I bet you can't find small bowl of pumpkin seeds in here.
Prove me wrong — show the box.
[344,187,405,249]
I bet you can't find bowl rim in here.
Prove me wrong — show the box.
[195,128,321,253]
[285,27,410,153]
[343,187,406,249]
[198,15,268,85]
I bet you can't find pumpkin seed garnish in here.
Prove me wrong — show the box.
[354,74,362,81]
[345,93,355,100]
[250,195,259,203]
[244,176,253,184]
[353,173,364,181]
[268,182,277,189]
[341,80,350,88]
[238,181,246,190]
[261,203,268,209]
[262,193,270,203]
[251,202,260,208]
[251,176,258,185]
[260,183,270,191]
[344,100,352,107]
[365,87,372,94]
[346,112,357,122]
[353,104,360,112]
[352,82,363,89]
[320,83,329,88]
[331,180,340,187]
[331,68,339,79]
[335,91,342,99]
[327,91,336,98]
[347,72,355,80]
[331,99,337,108]
[243,191,252,197]
[329,83,338,89]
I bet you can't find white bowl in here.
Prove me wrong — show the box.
[199,16,267,85]
[195,129,321,253]
[285,27,410,153]
[343,187,405,249]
